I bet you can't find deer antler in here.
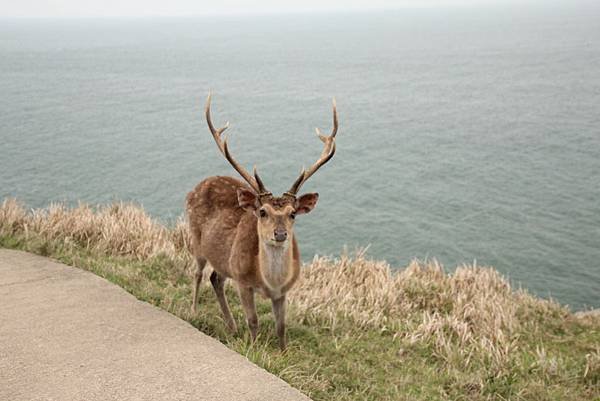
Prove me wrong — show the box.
[285,99,338,197]
[205,93,271,197]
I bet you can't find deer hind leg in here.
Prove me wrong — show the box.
[210,271,237,333]
[271,296,287,351]
[238,284,258,342]
[191,256,207,313]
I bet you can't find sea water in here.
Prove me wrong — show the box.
[1,4,599,309]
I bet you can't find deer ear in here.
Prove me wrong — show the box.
[237,188,259,210]
[295,193,319,215]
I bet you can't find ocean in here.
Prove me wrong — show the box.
[1,3,599,309]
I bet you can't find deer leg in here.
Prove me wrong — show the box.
[238,285,258,342]
[271,296,287,351]
[210,271,237,333]
[191,256,207,313]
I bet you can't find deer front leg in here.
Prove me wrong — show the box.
[191,257,207,313]
[271,296,286,351]
[210,271,237,333]
[238,285,258,342]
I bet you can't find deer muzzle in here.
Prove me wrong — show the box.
[274,228,288,242]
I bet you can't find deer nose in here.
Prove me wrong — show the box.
[274,228,287,242]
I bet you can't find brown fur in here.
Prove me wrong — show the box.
[186,175,315,350]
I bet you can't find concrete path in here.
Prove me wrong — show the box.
[0,249,311,401]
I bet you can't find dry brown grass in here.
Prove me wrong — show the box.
[1,198,192,264]
[292,250,572,371]
[583,346,600,386]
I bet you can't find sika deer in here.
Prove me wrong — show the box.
[186,94,339,350]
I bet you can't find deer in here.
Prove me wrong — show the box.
[186,94,339,350]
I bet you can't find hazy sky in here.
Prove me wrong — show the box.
[2,0,535,18]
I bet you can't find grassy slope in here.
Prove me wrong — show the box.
[1,199,599,401]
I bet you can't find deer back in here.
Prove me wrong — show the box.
[186,176,260,281]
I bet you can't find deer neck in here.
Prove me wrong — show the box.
[258,236,294,298]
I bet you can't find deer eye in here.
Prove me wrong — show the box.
[259,209,267,218]
[290,211,296,220]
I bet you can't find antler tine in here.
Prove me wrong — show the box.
[253,166,269,195]
[286,98,339,197]
[205,93,230,141]
[315,97,338,141]
[205,93,267,195]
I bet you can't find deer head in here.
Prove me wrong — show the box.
[204,93,338,247]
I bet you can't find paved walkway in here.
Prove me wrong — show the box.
[0,249,311,401]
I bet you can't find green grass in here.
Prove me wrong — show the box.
[2,231,599,401]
